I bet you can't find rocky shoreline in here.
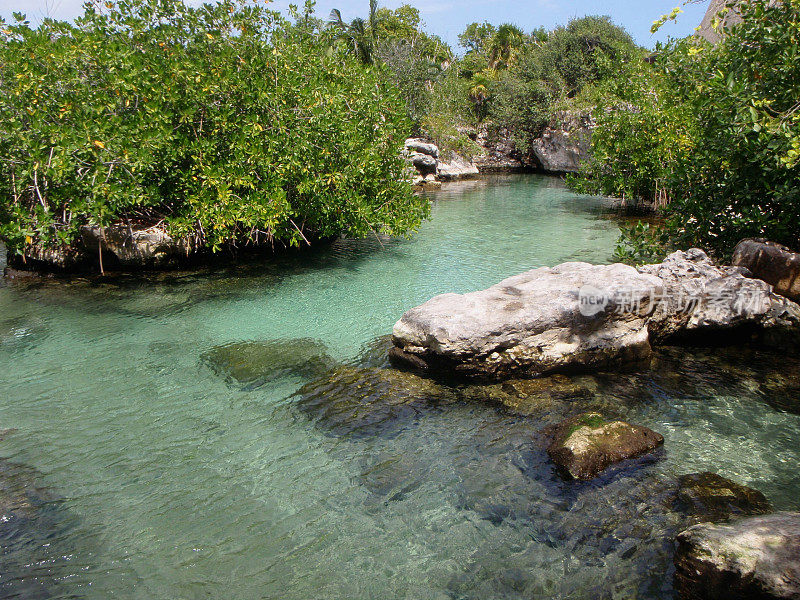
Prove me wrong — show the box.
[403,112,594,189]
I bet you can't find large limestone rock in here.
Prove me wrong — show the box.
[675,512,800,599]
[531,111,593,174]
[732,239,800,303]
[391,249,800,380]
[391,262,661,380]
[639,248,800,343]
[545,412,664,480]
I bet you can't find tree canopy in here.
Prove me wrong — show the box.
[0,0,428,261]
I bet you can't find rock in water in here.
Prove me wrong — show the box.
[391,262,662,380]
[391,250,800,381]
[677,472,772,524]
[674,512,800,600]
[545,412,664,480]
[295,366,457,437]
[732,239,800,304]
[639,249,800,343]
[201,338,337,390]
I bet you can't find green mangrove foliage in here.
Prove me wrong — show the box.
[0,0,427,259]
[572,0,800,261]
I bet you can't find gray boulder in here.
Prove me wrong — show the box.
[404,138,439,159]
[732,239,800,303]
[675,512,800,600]
[639,249,800,343]
[391,261,662,380]
[391,249,800,380]
[408,151,437,175]
[531,111,593,174]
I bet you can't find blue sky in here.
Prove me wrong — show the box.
[1,0,710,50]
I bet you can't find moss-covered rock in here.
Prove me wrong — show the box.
[545,412,664,480]
[295,366,457,437]
[677,472,772,524]
[201,338,338,390]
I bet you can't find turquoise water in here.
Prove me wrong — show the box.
[0,174,798,599]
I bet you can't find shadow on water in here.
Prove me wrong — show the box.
[0,454,85,599]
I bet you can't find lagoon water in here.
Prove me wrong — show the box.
[1,174,799,599]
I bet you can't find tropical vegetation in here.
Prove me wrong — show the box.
[571,0,800,261]
[0,0,427,261]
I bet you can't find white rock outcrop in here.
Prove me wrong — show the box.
[391,250,800,380]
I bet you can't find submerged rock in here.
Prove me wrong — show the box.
[732,238,800,303]
[201,338,337,390]
[0,459,68,599]
[495,375,594,416]
[391,262,661,380]
[295,366,457,437]
[674,512,800,600]
[677,472,772,524]
[503,374,594,401]
[545,412,664,480]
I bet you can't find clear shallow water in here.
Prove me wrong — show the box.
[0,174,798,599]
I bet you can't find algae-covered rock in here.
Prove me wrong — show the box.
[546,412,664,480]
[295,366,457,437]
[677,472,772,524]
[201,338,337,390]
[674,512,800,600]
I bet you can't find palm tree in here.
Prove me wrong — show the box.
[329,0,380,65]
[488,23,525,70]
[468,68,497,119]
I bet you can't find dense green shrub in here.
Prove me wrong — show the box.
[0,0,427,258]
[572,0,800,260]
[567,60,697,208]
[490,16,640,150]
